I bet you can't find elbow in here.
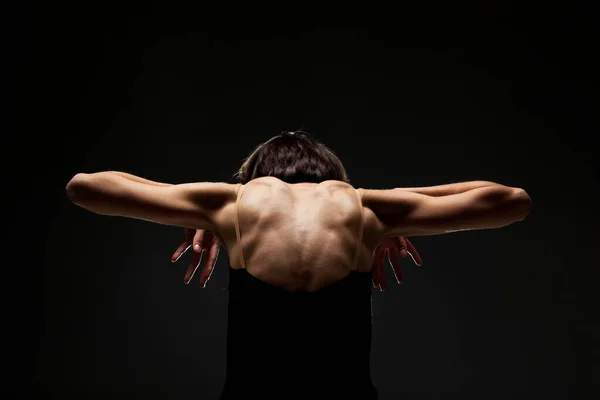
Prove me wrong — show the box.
[65,172,118,215]
[512,188,533,221]
[66,173,90,204]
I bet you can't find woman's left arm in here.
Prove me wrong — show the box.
[66,171,239,230]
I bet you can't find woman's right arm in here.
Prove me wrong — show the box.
[361,182,532,237]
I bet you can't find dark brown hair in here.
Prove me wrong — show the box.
[235,131,350,184]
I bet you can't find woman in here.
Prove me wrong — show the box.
[66,131,532,399]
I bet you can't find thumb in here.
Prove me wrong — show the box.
[395,237,408,258]
[193,229,205,253]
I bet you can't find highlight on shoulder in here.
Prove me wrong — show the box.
[244,177,356,201]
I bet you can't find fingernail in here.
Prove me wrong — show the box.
[194,244,200,251]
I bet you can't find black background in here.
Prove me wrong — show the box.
[5,3,598,399]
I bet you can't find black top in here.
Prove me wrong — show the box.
[220,266,377,400]
[220,184,376,399]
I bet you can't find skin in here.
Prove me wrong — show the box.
[66,173,531,292]
[171,228,422,291]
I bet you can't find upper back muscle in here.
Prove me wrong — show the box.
[216,177,375,292]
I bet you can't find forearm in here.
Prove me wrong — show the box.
[106,171,172,186]
[396,181,498,197]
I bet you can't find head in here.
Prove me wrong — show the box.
[235,130,350,184]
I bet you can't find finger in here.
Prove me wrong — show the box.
[171,241,191,263]
[371,261,379,289]
[199,242,220,288]
[184,250,204,284]
[388,247,404,284]
[404,238,423,266]
[372,248,386,291]
[203,230,217,243]
[391,237,407,257]
[379,252,388,292]
[371,247,380,287]
[372,272,383,291]
[396,237,409,258]
[371,261,378,289]
[193,230,205,253]
[202,230,219,249]
[377,249,387,291]
[371,248,381,284]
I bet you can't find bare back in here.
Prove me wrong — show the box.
[214,177,380,292]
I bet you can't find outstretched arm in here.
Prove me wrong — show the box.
[394,181,497,196]
[362,181,532,237]
[107,171,171,187]
[66,171,239,230]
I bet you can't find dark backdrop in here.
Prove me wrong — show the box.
[5,3,598,399]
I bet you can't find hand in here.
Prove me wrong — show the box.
[372,237,422,291]
[171,228,220,287]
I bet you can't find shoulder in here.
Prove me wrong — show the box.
[184,182,241,207]
[242,178,358,201]
[319,180,355,192]
[359,188,418,209]
[241,177,284,201]
[317,181,359,207]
